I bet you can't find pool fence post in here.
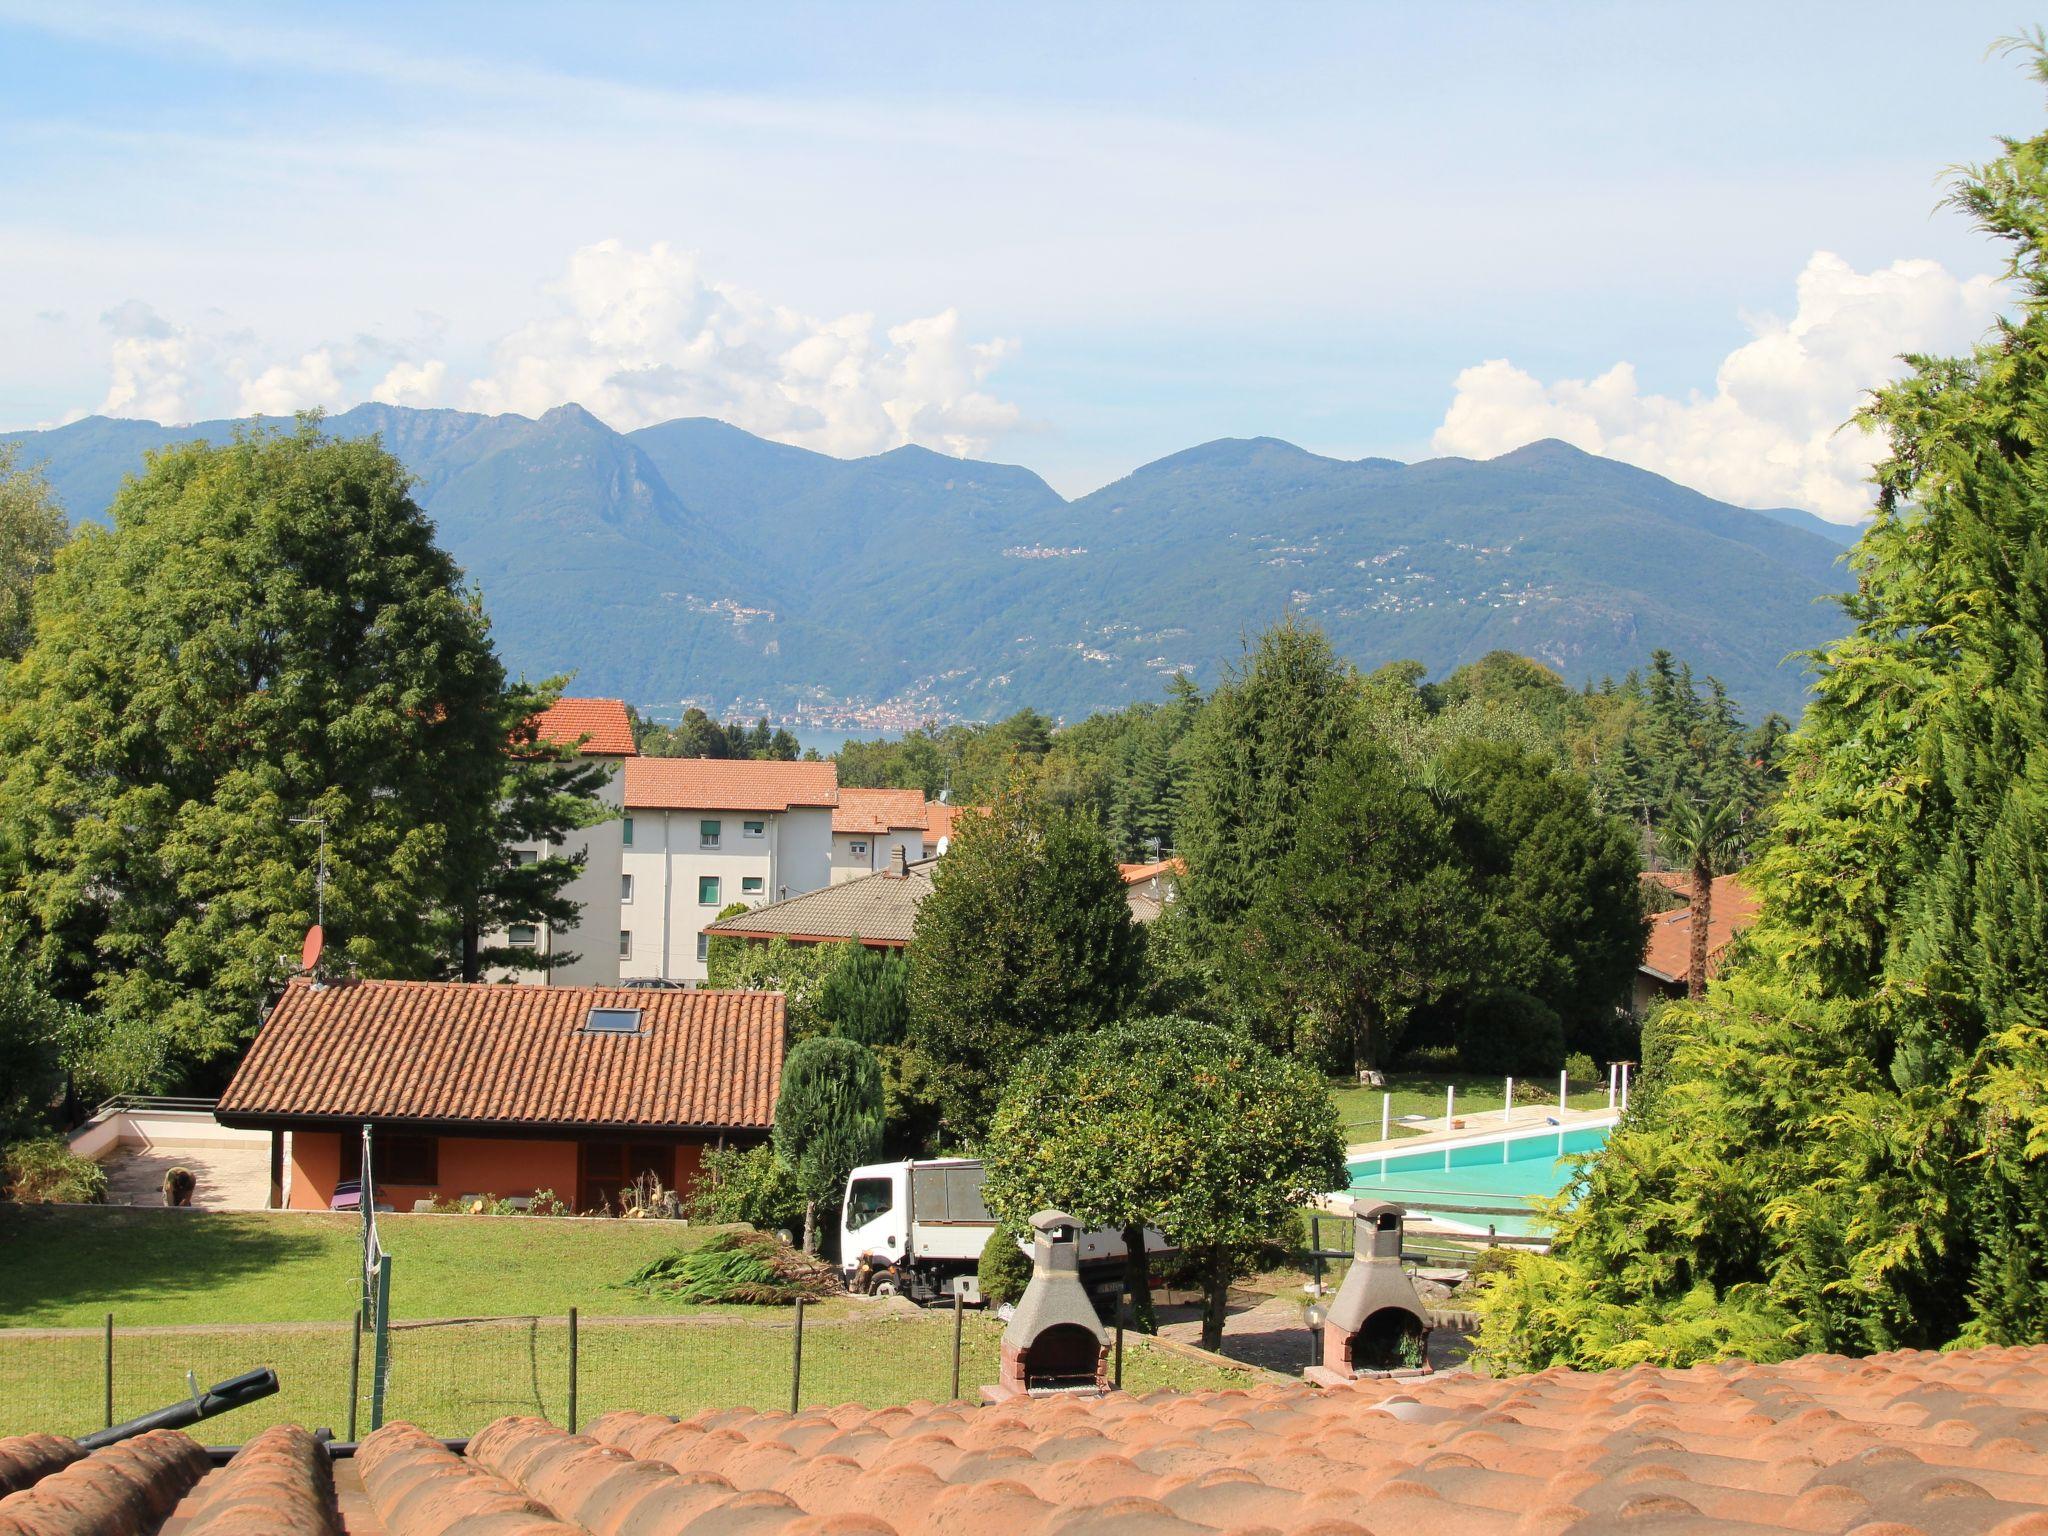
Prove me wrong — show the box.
[1380,1094,1390,1142]
[1607,1063,1617,1111]
[1445,1084,1455,1127]
[1620,1062,1631,1113]
[1503,1077,1514,1123]
[1558,1069,1567,1112]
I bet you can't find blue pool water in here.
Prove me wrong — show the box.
[1345,1123,1612,1235]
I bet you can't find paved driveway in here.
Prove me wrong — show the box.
[100,1143,270,1210]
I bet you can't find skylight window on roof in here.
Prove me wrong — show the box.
[585,1006,644,1034]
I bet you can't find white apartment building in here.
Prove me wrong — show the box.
[619,758,840,982]
[828,787,928,884]
[493,697,637,987]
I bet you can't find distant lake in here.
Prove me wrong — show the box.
[792,726,902,757]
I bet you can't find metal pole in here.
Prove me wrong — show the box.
[369,1254,392,1432]
[1504,1077,1514,1123]
[1558,1068,1568,1112]
[1621,1062,1631,1113]
[789,1297,805,1415]
[567,1308,579,1434]
[950,1290,964,1400]
[1445,1084,1455,1127]
[1380,1094,1390,1142]
[346,1316,362,1442]
[103,1313,113,1430]
[1114,1294,1127,1390]
[1608,1062,1617,1111]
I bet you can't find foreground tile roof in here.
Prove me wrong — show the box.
[1641,872,1761,983]
[833,788,931,835]
[216,980,785,1133]
[0,1424,338,1535]
[625,757,840,813]
[1,1344,2044,1533]
[533,698,638,758]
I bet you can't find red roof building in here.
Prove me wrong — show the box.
[1636,872,1761,1010]
[624,757,839,813]
[531,697,637,757]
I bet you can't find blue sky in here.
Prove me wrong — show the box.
[0,3,2035,510]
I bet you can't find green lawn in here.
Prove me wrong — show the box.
[0,1206,738,1328]
[1327,1071,1612,1144]
[0,1206,1266,1438]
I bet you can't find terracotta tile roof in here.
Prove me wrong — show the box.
[1118,858,1185,884]
[5,1344,2045,1532]
[216,979,785,1133]
[834,788,930,835]
[1641,872,1761,983]
[625,757,839,813]
[532,697,637,757]
[707,861,937,947]
[0,1424,341,1535]
[925,802,962,844]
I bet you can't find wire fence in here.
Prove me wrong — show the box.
[0,1297,1254,1443]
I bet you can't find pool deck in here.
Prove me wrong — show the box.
[1342,1101,1617,1162]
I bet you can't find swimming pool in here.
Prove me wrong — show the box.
[1344,1120,1614,1236]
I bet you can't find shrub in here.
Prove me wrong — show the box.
[1396,1042,1461,1072]
[622,1230,840,1305]
[1563,1051,1598,1087]
[977,1217,1032,1308]
[3,1138,107,1203]
[1456,989,1565,1076]
[685,1143,806,1235]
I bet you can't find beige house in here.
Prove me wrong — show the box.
[829,787,928,883]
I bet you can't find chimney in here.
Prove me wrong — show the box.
[888,845,908,879]
[981,1211,1112,1402]
[1305,1199,1432,1384]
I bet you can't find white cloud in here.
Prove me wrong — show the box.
[1431,252,2006,522]
[467,241,1020,456]
[98,300,198,422]
[373,358,447,407]
[237,346,347,416]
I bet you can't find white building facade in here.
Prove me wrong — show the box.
[828,787,928,884]
[619,758,840,982]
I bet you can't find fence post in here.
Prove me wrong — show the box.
[369,1254,392,1432]
[1503,1077,1514,1123]
[346,1316,362,1442]
[1380,1094,1390,1142]
[789,1297,805,1415]
[567,1307,579,1434]
[102,1313,113,1431]
[1445,1084,1455,1127]
[1558,1068,1567,1112]
[1607,1062,1617,1111]
[950,1289,964,1400]
[1620,1062,1631,1113]
[1114,1293,1127,1390]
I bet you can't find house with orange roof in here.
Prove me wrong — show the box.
[619,757,841,982]
[830,786,931,882]
[217,978,784,1212]
[488,696,637,988]
[1634,870,1761,1013]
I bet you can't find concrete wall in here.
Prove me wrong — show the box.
[70,1107,270,1161]
[619,804,835,982]
[829,826,924,883]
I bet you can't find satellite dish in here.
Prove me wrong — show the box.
[301,924,325,973]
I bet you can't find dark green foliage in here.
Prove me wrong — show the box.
[1480,58,2048,1367]
[1455,989,1565,1076]
[981,1016,1346,1349]
[632,706,799,761]
[685,1143,807,1234]
[772,1038,885,1251]
[1243,735,1476,1070]
[0,444,67,663]
[622,1230,839,1305]
[0,421,588,1087]
[817,946,910,1047]
[906,800,1142,1137]
[976,1218,1033,1308]
[707,935,846,1040]
[0,945,84,1143]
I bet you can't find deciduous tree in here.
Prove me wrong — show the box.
[772,1036,885,1254]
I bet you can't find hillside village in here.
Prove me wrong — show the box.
[4,12,2048,1536]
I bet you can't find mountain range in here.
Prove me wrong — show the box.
[3,404,1863,722]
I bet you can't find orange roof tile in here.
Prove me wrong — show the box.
[531,697,636,757]
[625,757,839,813]
[216,979,785,1133]
[834,788,930,835]
[1118,857,1185,884]
[1641,872,1761,983]
[11,1343,2042,1533]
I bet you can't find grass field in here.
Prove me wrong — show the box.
[0,1206,736,1327]
[0,1206,1265,1438]
[1327,1071,1613,1144]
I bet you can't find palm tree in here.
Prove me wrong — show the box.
[1661,799,1738,999]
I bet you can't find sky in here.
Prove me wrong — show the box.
[0,3,2037,516]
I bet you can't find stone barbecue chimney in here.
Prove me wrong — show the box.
[1305,1199,1432,1384]
[981,1210,1112,1402]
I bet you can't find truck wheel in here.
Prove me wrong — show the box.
[871,1277,899,1297]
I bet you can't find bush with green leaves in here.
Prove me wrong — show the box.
[976,1217,1033,1308]
[3,1138,107,1203]
[1455,989,1565,1076]
[1563,1050,1598,1086]
[685,1143,806,1234]
[773,1037,885,1253]
[817,946,910,1047]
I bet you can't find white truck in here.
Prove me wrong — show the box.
[838,1157,1168,1307]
